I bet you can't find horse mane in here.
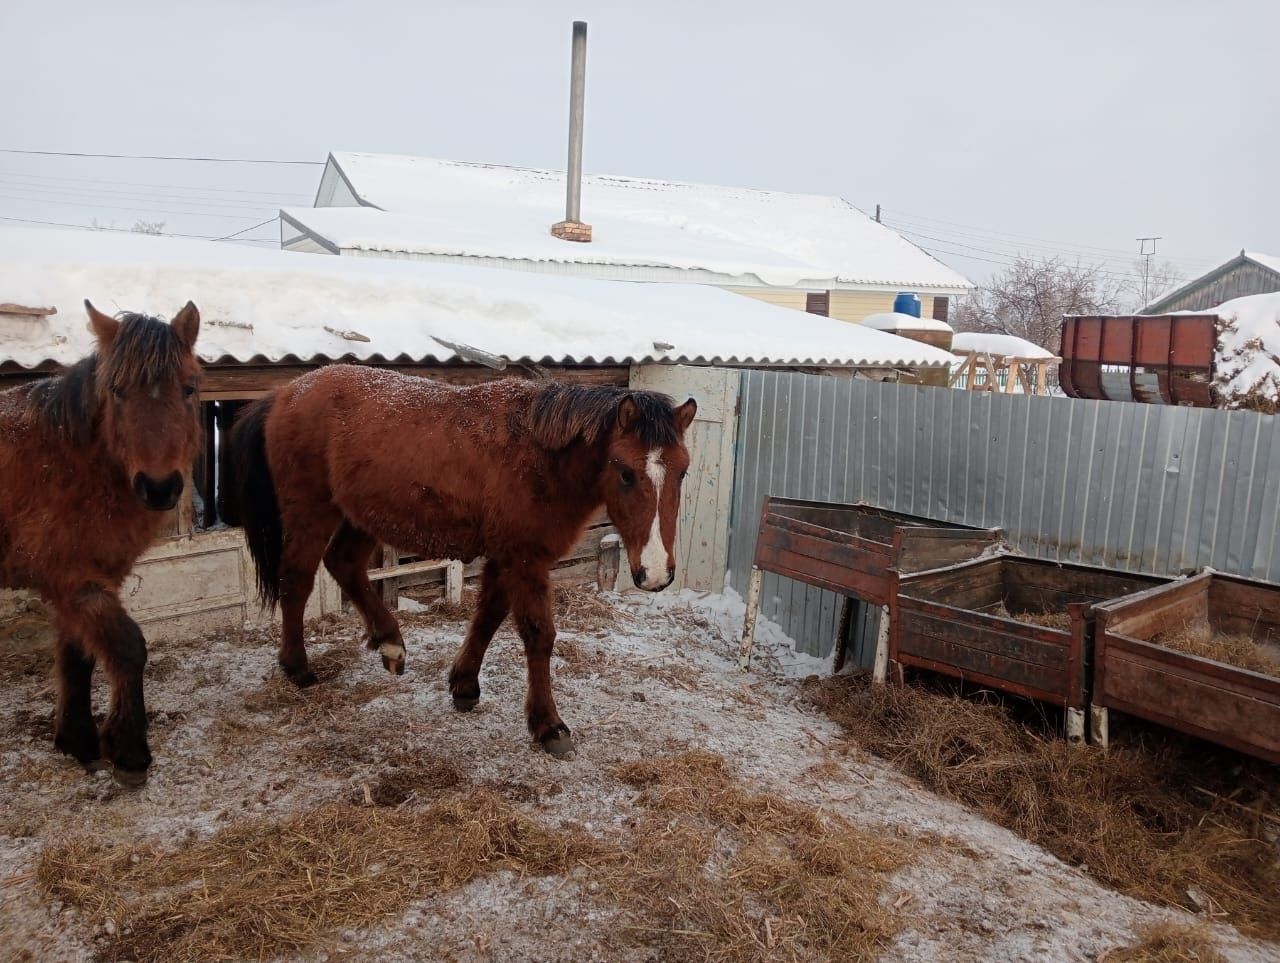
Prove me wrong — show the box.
[26,312,187,444]
[528,383,681,450]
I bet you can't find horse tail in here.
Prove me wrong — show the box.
[227,397,283,609]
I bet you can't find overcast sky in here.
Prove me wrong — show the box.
[2,0,1276,287]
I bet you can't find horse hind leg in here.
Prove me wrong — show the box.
[448,559,509,711]
[52,633,101,767]
[323,520,406,675]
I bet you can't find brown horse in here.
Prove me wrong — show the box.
[227,365,695,755]
[0,301,202,783]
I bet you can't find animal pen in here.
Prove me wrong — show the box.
[728,368,1280,760]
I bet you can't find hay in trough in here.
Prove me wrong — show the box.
[603,750,908,962]
[993,602,1074,631]
[1153,623,1280,676]
[1099,922,1227,962]
[37,789,606,963]
[804,677,1280,940]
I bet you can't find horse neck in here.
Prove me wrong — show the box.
[549,438,610,516]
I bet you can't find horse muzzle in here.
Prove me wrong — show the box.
[133,471,184,511]
[632,565,676,592]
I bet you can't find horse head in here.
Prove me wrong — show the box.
[85,300,203,511]
[602,393,697,591]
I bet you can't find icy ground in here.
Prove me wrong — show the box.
[0,587,1274,962]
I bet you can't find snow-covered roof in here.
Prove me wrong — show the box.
[0,226,958,372]
[1143,250,1280,313]
[861,311,954,333]
[280,152,973,294]
[1200,292,1280,407]
[1244,251,1280,276]
[950,332,1057,360]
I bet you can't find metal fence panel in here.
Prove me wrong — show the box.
[727,371,1280,662]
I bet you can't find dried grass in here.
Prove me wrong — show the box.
[993,603,1074,631]
[1100,922,1228,962]
[805,677,1280,940]
[1154,623,1280,676]
[602,750,908,962]
[37,789,606,963]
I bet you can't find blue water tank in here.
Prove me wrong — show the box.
[893,292,922,318]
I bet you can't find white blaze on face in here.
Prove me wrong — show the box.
[638,448,669,589]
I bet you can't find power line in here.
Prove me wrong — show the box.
[212,217,279,241]
[0,191,272,220]
[0,213,280,245]
[0,178,293,212]
[881,206,1214,268]
[0,168,310,199]
[0,147,322,165]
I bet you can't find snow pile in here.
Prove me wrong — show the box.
[0,225,957,370]
[951,331,1056,359]
[1210,292,1280,409]
[861,311,954,333]
[284,152,974,291]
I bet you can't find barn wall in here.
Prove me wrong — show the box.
[729,370,1280,663]
[626,364,742,594]
[828,291,936,324]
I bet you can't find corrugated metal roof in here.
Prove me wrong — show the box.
[0,226,958,372]
[280,152,974,294]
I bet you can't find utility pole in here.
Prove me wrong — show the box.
[875,204,881,224]
[1136,236,1161,305]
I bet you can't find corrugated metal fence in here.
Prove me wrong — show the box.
[728,370,1280,661]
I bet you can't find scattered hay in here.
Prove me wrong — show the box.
[553,585,628,634]
[1153,623,1279,676]
[805,677,1280,939]
[361,752,464,807]
[604,750,907,962]
[993,603,1074,631]
[1100,922,1227,962]
[37,789,605,963]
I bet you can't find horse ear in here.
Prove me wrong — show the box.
[84,299,120,347]
[675,398,697,433]
[171,301,200,351]
[616,397,638,433]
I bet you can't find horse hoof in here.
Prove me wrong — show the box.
[378,642,405,676]
[112,767,149,789]
[452,695,480,712]
[288,669,319,689]
[83,758,112,774]
[540,732,576,759]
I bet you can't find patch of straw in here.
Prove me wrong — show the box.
[1100,922,1227,962]
[805,677,1280,940]
[603,750,908,962]
[37,789,606,963]
[1154,623,1279,676]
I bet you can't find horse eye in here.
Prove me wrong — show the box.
[111,387,125,402]
[183,384,197,399]
[620,468,636,488]
[680,469,688,481]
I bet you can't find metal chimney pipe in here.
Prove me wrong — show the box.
[551,21,592,242]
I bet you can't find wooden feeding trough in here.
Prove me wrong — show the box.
[737,497,1002,673]
[893,556,1168,740]
[1092,571,1280,762]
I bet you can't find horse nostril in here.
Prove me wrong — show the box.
[133,471,184,510]
[632,566,646,586]
[166,471,184,498]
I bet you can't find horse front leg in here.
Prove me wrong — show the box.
[323,521,406,675]
[507,569,573,757]
[52,633,100,767]
[448,559,509,711]
[66,586,151,784]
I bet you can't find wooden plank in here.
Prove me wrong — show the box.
[0,303,55,316]
[897,602,1072,666]
[898,531,1000,573]
[1099,646,1280,762]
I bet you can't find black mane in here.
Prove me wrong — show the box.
[27,312,187,444]
[528,383,681,450]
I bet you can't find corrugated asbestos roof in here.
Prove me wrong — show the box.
[0,226,958,372]
[280,152,973,293]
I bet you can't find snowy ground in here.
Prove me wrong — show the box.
[0,587,1275,963]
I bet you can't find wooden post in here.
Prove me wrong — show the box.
[872,605,891,684]
[832,596,853,675]
[1066,708,1085,743]
[597,533,621,592]
[445,560,464,604]
[378,545,399,608]
[1036,361,1049,396]
[1004,360,1020,394]
[738,566,764,670]
[1090,705,1109,749]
